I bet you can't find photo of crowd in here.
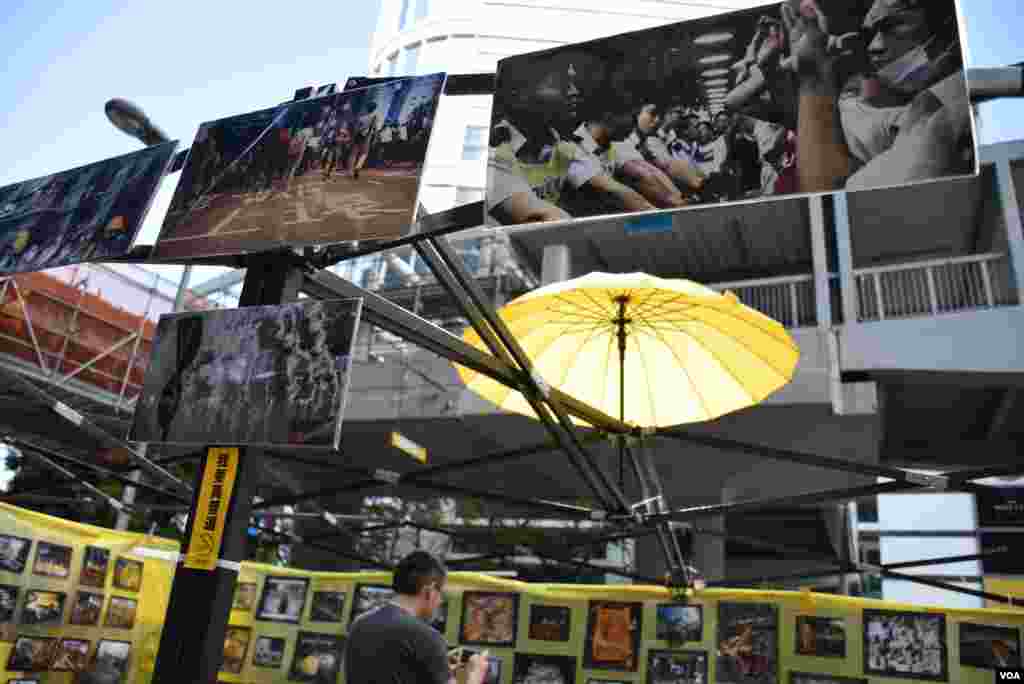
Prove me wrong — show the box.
[130,299,361,449]
[864,609,947,681]
[153,74,445,260]
[0,142,176,274]
[486,0,974,227]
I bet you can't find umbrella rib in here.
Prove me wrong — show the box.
[629,291,701,319]
[555,319,615,395]
[629,325,661,427]
[601,322,617,423]
[578,288,616,321]
[632,318,715,419]
[551,293,609,320]
[626,288,668,319]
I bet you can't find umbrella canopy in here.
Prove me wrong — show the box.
[458,272,799,428]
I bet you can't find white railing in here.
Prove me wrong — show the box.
[708,274,817,329]
[853,252,1014,322]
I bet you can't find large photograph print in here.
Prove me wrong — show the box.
[863,609,947,681]
[153,73,445,260]
[131,299,362,448]
[0,142,176,274]
[486,0,975,228]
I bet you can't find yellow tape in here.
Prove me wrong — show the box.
[183,447,240,571]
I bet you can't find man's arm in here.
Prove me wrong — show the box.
[781,0,852,192]
[645,137,704,191]
[585,173,655,212]
[491,191,570,224]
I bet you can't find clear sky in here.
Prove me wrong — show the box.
[1,0,1023,289]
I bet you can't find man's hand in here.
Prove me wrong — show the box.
[780,0,833,88]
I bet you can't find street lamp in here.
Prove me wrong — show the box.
[104,98,170,146]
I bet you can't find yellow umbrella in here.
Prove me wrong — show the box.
[458,271,799,428]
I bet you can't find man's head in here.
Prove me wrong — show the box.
[679,114,700,142]
[393,551,447,620]
[697,121,714,144]
[635,103,662,136]
[863,0,958,93]
[713,111,732,136]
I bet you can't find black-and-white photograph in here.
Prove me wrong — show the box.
[20,589,66,625]
[287,631,344,684]
[0,142,176,275]
[647,649,708,684]
[958,622,1021,670]
[253,635,288,669]
[32,541,72,579]
[78,639,132,684]
[69,591,104,626]
[0,535,31,574]
[717,602,778,684]
[512,653,576,684]
[864,609,948,681]
[0,584,18,622]
[131,299,362,448]
[152,74,444,260]
[795,616,846,658]
[656,603,703,643]
[486,0,975,228]
[350,583,395,624]
[6,636,56,672]
[256,575,310,624]
[310,590,346,623]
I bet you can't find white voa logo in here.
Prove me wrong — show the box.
[999,672,1022,680]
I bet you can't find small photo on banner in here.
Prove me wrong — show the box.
[79,546,110,588]
[0,584,18,623]
[130,299,362,449]
[112,558,143,592]
[795,616,846,658]
[252,635,288,669]
[6,636,57,671]
[151,73,446,261]
[584,600,642,672]
[78,639,132,684]
[287,632,344,684]
[716,602,778,684]
[310,591,346,623]
[32,541,72,579]
[788,673,866,684]
[647,649,708,684]
[69,591,104,626]
[460,592,520,648]
[0,534,31,574]
[512,653,576,684]
[222,626,252,675]
[233,581,259,613]
[0,141,177,275]
[863,609,947,681]
[528,605,572,642]
[256,576,310,624]
[20,589,65,626]
[958,622,1021,670]
[104,596,138,630]
[485,0,976,230]
[656,603,702,644]
[432,598,448,634]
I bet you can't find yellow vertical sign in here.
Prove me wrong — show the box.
[184,447,240,571]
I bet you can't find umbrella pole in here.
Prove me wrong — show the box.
[614,296,629,491]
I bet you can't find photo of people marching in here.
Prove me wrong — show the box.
[486,0,975,226]
[153,73,445,260]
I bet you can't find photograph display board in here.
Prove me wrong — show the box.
[485,0,976,229]
[152,73,446,260]
[864,609,948,681]
[130,299,362,449]
[0,142,177,275]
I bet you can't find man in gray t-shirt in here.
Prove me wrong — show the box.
[345,551,489,684]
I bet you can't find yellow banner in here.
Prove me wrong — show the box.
[184,447,240,571]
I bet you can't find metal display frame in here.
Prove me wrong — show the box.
[1,68,1023,681]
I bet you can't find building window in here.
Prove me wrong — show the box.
[398,0,411,30]
[404,44,420,76]
[462,126,487,160]
[416,0,429,20]
[455,187,484,205]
